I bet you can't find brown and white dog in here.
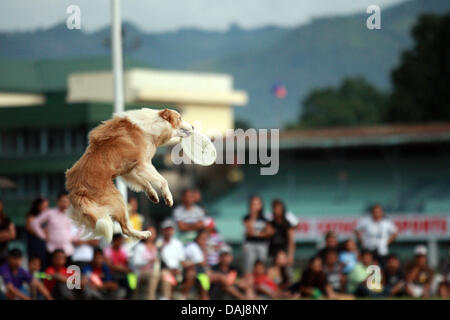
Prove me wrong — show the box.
[65,108,193,242]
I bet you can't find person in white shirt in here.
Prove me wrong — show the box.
[355,204,398,265]
[157,219,192,299]
[183,229,210,299]
[71,225,100,269]
[131,226,160,300]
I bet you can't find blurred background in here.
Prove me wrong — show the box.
[0,0,449,296]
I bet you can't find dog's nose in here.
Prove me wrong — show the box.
[191,125,194,131]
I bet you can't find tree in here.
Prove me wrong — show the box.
[385,14,450,123]
[299,77,387,128]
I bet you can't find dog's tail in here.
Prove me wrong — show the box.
[94,216,114,243]
[66,199,114,243]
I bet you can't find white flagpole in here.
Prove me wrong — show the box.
[111,0,127,202]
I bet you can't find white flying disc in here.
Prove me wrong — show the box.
[181,131,217,166]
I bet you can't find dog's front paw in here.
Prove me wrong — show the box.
[163,193,173,207]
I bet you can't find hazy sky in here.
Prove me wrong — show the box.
[0,0,406,33]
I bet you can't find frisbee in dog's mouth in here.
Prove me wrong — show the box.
[178,128,193,137]
[181,131,217,166]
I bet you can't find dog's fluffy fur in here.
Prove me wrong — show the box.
[65,108,193,242]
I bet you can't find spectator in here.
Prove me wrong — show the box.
[157,219,190,299]
[267,250,292,292]
[43,249,75,300]
[355,204,397,266]
[317,231,339,261]
[267,199,297,265]
[191,188,204,208]
[25,197,49,268]
[173,189,207,243]
[242,195,273,277]
[252,260,280,299]
[72,225,100,270]
[103,234,131,297]
[382,254,405,297]
[339,239,358,274]
[437,249,450,298]
[323,249,346,293]
[290,256,335,299]
[31,192,76,263]
[210,246,254,300]
[132,226,160,300]
[203,217,225,267]
[27,256,49,300]
[0,200,16,265]
[347,249,377,296]
[82,248,123,300]
[0,249,52,300]
[128,196,145,232]
[405,245,433,298]
[184,229,210,299]
[28,256,42,277]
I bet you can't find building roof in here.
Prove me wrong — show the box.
[279,123,450,149]
[0,57,150,93]
[67,68,248,106]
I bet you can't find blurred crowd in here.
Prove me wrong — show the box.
[0,190,449,300]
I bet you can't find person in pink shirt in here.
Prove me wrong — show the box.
[104,234,129,271]
[104,233,131,298]
[31,192,76,263]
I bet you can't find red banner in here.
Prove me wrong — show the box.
[294,215,450,240]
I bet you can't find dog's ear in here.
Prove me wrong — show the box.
[159,108,177,128]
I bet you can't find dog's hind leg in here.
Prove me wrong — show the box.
[108,191,151,240]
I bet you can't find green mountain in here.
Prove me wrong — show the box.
[192,0,450,128]
[0,0,449,128]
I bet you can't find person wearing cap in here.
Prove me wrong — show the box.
[157,219,191,299]
[209,245,255,300]
[355,204,398,266]
[405,245,433,298]
[203,217,226,267]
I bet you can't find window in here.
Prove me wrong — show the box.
[48,128,65,153]
[24,174,40,196]
[71,126,88,153]
[23,128,40,154]
[1,130,18,155]
[48,173,66,196]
